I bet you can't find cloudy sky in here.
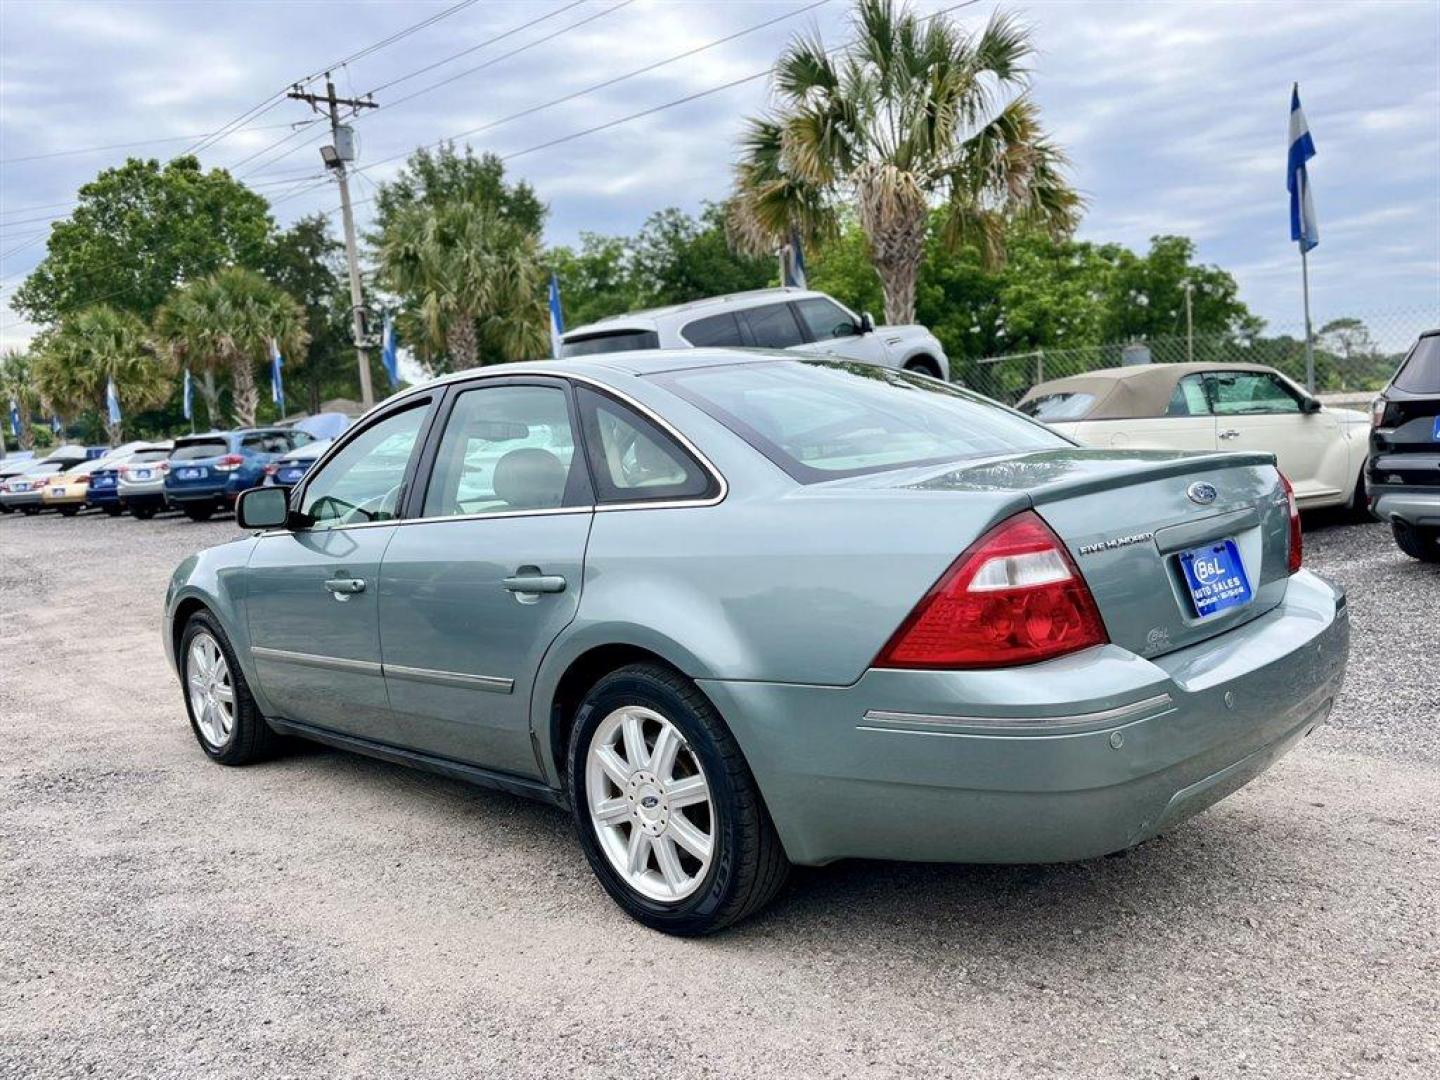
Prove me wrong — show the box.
[2,0,1437,352]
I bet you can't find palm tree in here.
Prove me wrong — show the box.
[0,349,42,450]
[376,197,548,371]
[33,305,172,445]
[154,268,308,427]
[730,0,1081,325]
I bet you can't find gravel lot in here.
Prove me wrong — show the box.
[1,506,1436,1080]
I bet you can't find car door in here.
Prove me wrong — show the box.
[378,378,594,777]
[244,396,435,743]
[790,296,891,368]
[1208,369,1340,499]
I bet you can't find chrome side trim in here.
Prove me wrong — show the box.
[383,663,513,694]
[859,693,1176,736]
[251,646,383,676]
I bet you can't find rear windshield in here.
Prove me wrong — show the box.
[655,359,1065,482]
[128,449,171,464]
[560,330,660,358]
[1019,392,1097,422]
[171,439,228,461]
[1393,334,1440,393]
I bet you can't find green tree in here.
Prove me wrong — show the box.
[377,197,547,373]
[630,205,773,306]
[0,350,43,451]
[549,232,643,328]
[372,143,546,237]
[13,156,273,326]
[33,306,172,445]
[153,268,309,428]
[730,0,1079,325]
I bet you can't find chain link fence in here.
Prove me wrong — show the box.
[965,307,1439,405]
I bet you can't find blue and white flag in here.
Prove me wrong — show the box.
[7,397,19,436]
[182,367,193,421]
[105,377,121,426]
[51,414,62,435]
[1288,84,1319,253]
[381,315,401,388]
[781,229,807,289]
[269,338,285,416]
[548,273,565,359]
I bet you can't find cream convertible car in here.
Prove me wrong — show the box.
[1019,363,1371,515]
[166,353,1349,934]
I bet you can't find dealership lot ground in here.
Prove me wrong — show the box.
[1,509,1436,1079]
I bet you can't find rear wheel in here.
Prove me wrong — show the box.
[1392,520,1440,563]
[103,505,122,517]
[904,357,942,379]
[183,503,214,522]
[59,506,79,517]
[129,504,156,520]
[1346,465,1373,521]
[567,663,788,935]
[20,506,38,516]
[179,612,278,765]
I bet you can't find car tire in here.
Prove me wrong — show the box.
[567,662,789,935]
[1346,466,1373,522]
[1392,520,1440,563]
[130,504,156,520]
[0,504,12,514]
[59,506,79,517]
[103,505,122,516]
[904,357,943,379]
[183,503,214,522]
[179,611,279,765]
[20,506,38,515]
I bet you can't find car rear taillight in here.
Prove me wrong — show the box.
[264,463,279,477]
[213,454,244,472]
[874,510,1109,670]
[1278,471,1302,574]
[1370,397,1388,429]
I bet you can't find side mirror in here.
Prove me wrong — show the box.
[1301,396,1322,414]
[859,312,876,334]
[236,486,290,530]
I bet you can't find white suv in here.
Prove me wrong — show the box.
[559,287,951,381]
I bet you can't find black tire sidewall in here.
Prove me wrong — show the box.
[568,669,747,934]
[179,613,256,764]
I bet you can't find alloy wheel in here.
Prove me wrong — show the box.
[585,705,714,902]
[186,632,236,749]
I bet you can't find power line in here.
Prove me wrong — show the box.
[0,121,301,167]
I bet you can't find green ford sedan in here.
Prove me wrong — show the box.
[164,352,1348,934]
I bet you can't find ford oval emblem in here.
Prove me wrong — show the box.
[1187,481,1218,505]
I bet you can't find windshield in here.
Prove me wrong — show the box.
[1393,334,1440,394]
[656,359,1066,482]
[171,439,229,461]
[560,329,660,357]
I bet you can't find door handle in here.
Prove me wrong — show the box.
[502,574,567,594]
[324,576,366,596]
[1218,429,1241,440]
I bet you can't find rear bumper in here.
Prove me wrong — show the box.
[1370,483,1440,528]
[701,570,1348,866]
[165,482,242,504]
[87,486,121,506]
[0,490,43,508]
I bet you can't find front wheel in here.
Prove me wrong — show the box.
[179,612,278,764]
[568,663,788,935]
[1392,520,1440,563]
[183,503,214,522]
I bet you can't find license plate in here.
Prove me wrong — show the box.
[178,467,205,480]
[15,482,29,491]
[279,468,304,483]
[132,469,152,480]
[51,486,66,496]
[1178,538,1252,619]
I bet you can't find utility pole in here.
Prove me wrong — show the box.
[288,74,379,409]
[1183,280,1195,364]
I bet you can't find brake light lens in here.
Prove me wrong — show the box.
[1370,397,1388,429]
[874,510,1109,669]
[263,463,279,477]
[213,454,244,472]
[1278,471,1302,574]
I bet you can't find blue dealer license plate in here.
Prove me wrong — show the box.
[178,467,205,480]
[1178,538,1252,619]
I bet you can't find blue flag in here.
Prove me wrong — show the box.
[381,316,400,388]
[1288,84,1318,252]
[548,273,565,359]
[7,397,19,437]
[182,367,193,421]
[782,229,807,289]
[105,377,122,426]
[51,415,62,435]
[269,339,285,416]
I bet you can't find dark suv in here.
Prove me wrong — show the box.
[1368,329,1440,562]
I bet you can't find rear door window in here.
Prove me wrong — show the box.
[1393,335,1440,393]
[681,312,746,347]
[740,304,806,349]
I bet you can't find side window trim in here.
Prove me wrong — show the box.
[401,375,594,522]
[290,395,438,528]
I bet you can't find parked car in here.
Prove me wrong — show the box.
[1018,362,1371,514]
[40,456,113,515]
[560,287,951,381]
[262,438,333,491]
[166,352,1348,935]
[0,451,90,514]
[93,441,174,517]
[0,452,39,503]
[164,429,313,521]
[1368,329,1440,562]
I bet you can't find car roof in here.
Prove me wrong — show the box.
[1019,361,1291,419]
[564,287,832,336]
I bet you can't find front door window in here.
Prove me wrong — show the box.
[299,404,427,528]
